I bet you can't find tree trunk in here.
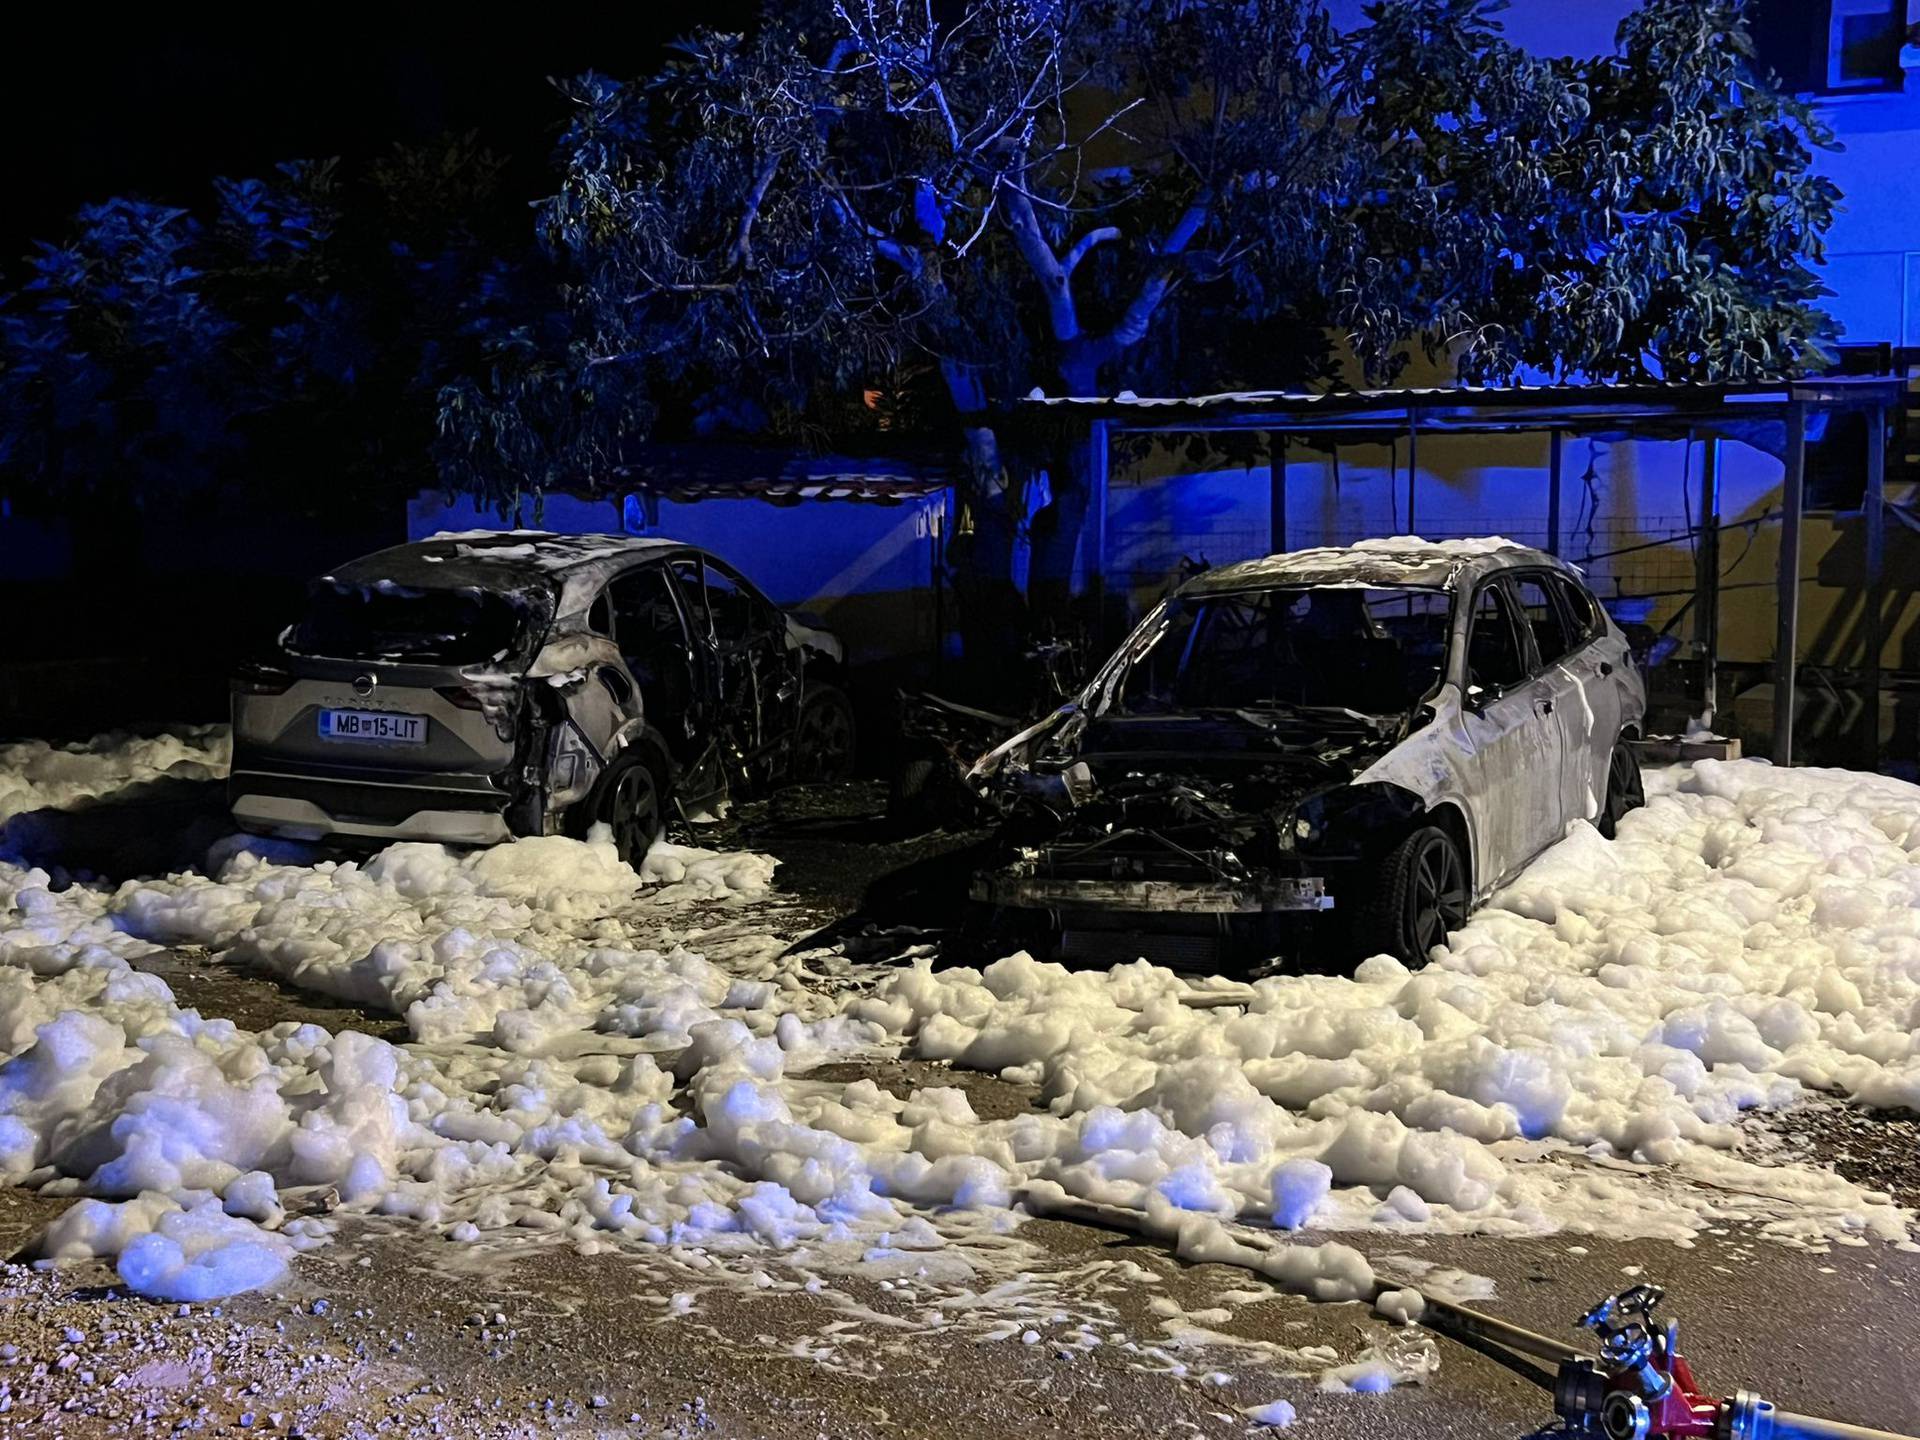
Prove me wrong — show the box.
[1027,352,1102,634]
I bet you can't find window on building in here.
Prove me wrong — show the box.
[1753,0,1905,93]
[1831,0,1906,88]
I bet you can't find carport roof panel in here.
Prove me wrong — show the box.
[1019,376,1904,433]
[611,442,952,503]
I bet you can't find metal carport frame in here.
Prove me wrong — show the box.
[1020,376,1907,766]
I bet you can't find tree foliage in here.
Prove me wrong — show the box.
[1336,0,1840,383]
[439,0,1839,593]
[0,138,513,517]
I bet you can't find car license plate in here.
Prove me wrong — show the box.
[317,709,428,744]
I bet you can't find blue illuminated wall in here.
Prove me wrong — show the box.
[408,489,950,669]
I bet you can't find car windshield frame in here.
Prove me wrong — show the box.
[1084,582,1457,721]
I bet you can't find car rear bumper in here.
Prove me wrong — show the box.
[228,767,517,846]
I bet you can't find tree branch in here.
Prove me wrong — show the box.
[1062,226,1120,275]
[1104,193,1210,352]
[728,152,784,268]
[1003,172,1079,342]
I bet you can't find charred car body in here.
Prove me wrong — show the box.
[230,532,853,859]
[968,540,1647,968]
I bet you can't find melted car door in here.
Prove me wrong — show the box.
[708,559,804,777]
[610,564,704,765]
[669,556,797,786]
[1507,572,1599,828]
[1458,579,1568,888]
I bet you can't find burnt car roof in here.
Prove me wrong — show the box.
[324,532,692,618]
[1180,537,1563,596]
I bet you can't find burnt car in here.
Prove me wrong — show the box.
[967,539,1647,968]
[229,532,853,859]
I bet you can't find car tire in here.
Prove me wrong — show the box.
[1354,825,1468,968]
[794,684,857,783]
[578,756,665,866]
[1598,736,1645,840]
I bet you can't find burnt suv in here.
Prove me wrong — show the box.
[968,539,1646,968]
[229,532,853,859]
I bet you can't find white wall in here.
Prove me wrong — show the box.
[1819,82,1920,345]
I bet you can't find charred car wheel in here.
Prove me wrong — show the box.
[794,685,857,783]
[586,757,665,866]
[1357,825,1468,966]
[1598,737,1644,840]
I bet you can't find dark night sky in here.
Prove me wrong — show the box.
[0,12,759,267]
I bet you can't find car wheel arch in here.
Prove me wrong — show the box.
[1329,783,1476,900]
[601,724,676,809]
[1421,800,1476,900]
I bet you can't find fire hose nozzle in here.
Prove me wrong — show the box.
[1724,1390,1777,1440]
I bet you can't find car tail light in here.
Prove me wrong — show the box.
[232,666,293,696]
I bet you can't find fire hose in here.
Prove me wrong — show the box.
[1025,1192,1917,1440]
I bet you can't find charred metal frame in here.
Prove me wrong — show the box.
[1024,376,1908,767]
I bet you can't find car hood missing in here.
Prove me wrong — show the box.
[984,705,1416,864]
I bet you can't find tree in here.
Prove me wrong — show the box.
[0,199,244,509]
[5,1,1835,644]
[448,0,1352,636]
[446,0,1838,643]
[1334,0,1840,383]
[0,137,516,524]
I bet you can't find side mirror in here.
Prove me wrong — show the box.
[1465,681,1503,711]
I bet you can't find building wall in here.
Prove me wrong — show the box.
[1111,429,1920,713]
[407,489,950,670]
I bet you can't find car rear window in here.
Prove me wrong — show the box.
[289,582,536,664]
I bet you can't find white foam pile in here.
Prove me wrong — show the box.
[115,828,793,1054]
[1,732,1916,1319]
[0,727,230,824]
[0,841,964,1303]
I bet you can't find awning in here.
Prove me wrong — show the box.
[610,443,952,505]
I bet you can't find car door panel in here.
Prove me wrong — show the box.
[1507,573,1595,831]
[609,562,721,805]
[693,558,803,781]
[1458,579,1566,887]
[1547,575,1624,824]
[1458,682,1565,888]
